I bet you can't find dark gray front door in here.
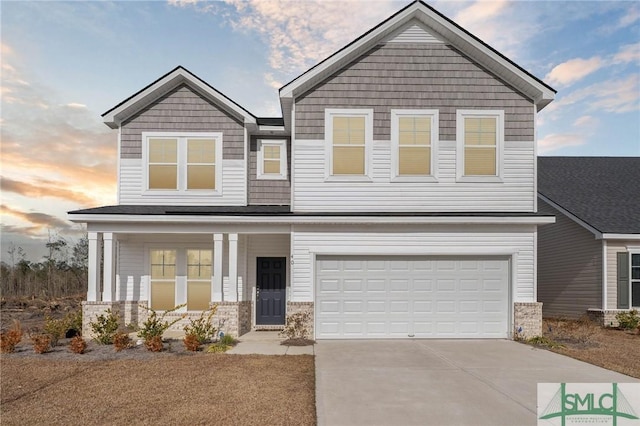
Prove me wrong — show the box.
[256,257,286,325]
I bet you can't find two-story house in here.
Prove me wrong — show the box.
[69,1,555,340]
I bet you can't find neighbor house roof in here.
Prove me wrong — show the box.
[538,157,640,235]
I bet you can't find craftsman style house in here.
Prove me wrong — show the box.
[70,1,556,339]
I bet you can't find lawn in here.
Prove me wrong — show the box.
[1,355,316,425]
[535,318,640,379]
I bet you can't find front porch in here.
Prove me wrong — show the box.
[83,231,295,338]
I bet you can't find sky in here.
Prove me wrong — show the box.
[1,0,639,262]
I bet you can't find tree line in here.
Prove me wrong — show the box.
[1,233,88,299]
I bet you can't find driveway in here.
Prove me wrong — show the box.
[315,340,638,426]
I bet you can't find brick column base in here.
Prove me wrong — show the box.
[286,302,314,338]
[513,302,542,340]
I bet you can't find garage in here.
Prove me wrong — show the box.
[315,255,510,339]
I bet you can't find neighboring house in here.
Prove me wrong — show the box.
[537,157,640,326]
[69,1,556,340]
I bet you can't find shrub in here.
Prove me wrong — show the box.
[137,304,185,351]
[113,332,133,352]
[44,310,83,346]
[527,335,565,349]
[0,320,23,353]
[30,333,51,354]
[218,334,236,346]
[183,334,201,352]
[206,342,231,353]
[183,307,217,344]
[65,310,83,336]
[90,309,120,344]
[69,336,87,354]
[616,310,640,330]
[280,311,312,341]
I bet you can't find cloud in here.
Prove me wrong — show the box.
[538,133,586,154]
[599,4,640,34]
[1,176,97,206]
[545,57,603,87]
[613,43,640,64]
[64,103,87,109]
[572,115,599,128]
[0,204,78,234]
[454,0,510,27]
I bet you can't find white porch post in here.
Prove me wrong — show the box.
[87,232,102,302]
[213,233,223,302]
[228,233,238,302]
[102,233,116,302]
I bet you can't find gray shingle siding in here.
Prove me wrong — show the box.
[121,84,244,160]
[295,43,533,141]
[248,137,291,205]
[537,199,602,318]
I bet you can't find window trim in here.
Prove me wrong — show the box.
[142,132,223,196]
[456,110,504,182]
[630,251,640,309]
[257,139,287,180]
[324,109,374,181]
[390,109,439,182]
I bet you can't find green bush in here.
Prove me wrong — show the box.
[90,309,120,344]
[43,310,83,346]
[183,306,217,344]
[218,334,236,346]
[616,309,639,330]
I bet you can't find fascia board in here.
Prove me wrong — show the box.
[602,234,640,241]
[538,193,603,238]
[68,213,555,226]
[103,68,256,128]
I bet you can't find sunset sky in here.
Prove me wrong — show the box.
[1,0,639,262]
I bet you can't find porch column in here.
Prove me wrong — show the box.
[87,232,102,302]
[228,233,238,302]
[213,233,223,302]
[102,233,116,302]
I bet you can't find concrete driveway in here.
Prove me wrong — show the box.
[315,340,638,426]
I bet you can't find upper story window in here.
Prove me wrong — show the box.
[391,109,438,181]
[143,132,222,194]
[325,109,373,180]
[257,139,287,180]
[456,110,504,182]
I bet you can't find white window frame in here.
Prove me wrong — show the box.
[257,139,287,180]
[390,109,439,182]
[324,109,374,181]
[630,250,640,309]
[456,110,504,182]
[142,132,223,196]
[146,244,213,313]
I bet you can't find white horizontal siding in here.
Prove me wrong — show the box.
[292,139,535,212]
[117,240,145,301]
[291,227,535,303]
[119,158,246,205]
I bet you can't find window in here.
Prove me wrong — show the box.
[456,110,504,181]
[150,249,176,311]
[325,109,373,179]
[632,253,640,308]
[143,132,222,193]
[391,110,438,180]
[187,249,213,311]
[257,139,287,180]
[149,248,213,311]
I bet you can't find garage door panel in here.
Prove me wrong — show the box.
[316,256,509,339]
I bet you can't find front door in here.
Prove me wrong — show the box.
[256,257,286,325]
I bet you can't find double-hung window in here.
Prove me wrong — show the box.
[325,109,373,179]
[456,110,504,181]
[187,249,213,311]
[391,110,438,180]
[257,139,287,180]
[143,132,222,193]
[150,249,177,311]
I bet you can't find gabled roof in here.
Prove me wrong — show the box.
[538,157,640,235]
[102,66,257,129]
[279,0,555,115]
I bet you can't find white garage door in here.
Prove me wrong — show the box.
[315,256,510,339]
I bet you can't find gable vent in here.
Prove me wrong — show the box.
[385,23,443,44]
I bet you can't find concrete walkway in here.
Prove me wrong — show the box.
[226,331,315,355]
[314,340,639,426]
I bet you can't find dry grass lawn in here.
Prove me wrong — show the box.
[1,355,316,425]
[537,318,640,379]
